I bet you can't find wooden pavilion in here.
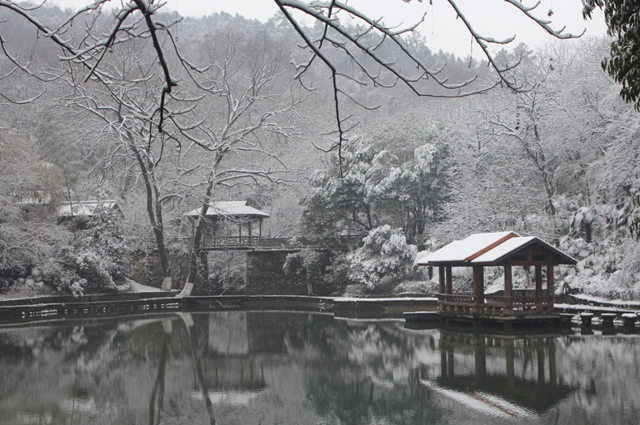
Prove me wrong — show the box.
[414,231,576,326]
[184,201,269,249]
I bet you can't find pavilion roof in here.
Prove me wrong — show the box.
[57,200,121,218]
[415,231,576,266]
[184,201,269,219]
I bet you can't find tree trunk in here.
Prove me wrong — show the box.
[130,143,172,290]
[187,169,217,293]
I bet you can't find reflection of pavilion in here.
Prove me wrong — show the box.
[202,312,267,394]
[420,330,574,418]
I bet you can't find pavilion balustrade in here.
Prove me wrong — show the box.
[206,235,264,247]
[438,289,553,316]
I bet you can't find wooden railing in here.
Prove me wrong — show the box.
[206,236,263,247]
[438,289,553,317]
[201,234,366,250]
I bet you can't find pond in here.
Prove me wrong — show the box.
[0,311,638,425]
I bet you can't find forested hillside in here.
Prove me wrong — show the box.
[0,7,638,299]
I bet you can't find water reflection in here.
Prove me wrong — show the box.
[419,330,574,419]
[0,312,639,424]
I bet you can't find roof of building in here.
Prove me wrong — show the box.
[58,200,121,218]
[15,190,55,205]
[184,201,270,219]
[415,231,576,266]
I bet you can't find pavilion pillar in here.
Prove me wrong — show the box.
[248,221,252,246]
[535,265,543,312]
[472,266,484,314]
[504,262,513,316]
[445,266,452,295]
[438,266,445,312]
[238,223,242,244]
[259,218,263,238]
[547,259,555,312]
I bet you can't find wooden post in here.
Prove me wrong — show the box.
[504,262,513,316]
[535,265,543,312]
[238,223,242,244]
[248,220,252,246]
[547,259,555,311]
[438,266,445,312]
[445,266,452,295]
[473,266,484,314]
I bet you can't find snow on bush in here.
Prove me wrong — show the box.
[348,225,417,289]
[560,202,640,299]
[283,249,350,295]
[52,207,131,294]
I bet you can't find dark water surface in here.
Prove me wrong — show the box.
[0,311,639,425]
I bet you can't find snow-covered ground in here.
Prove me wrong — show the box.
[0,284,54,300]
[125,280,161,293]
[0,278,160,301]
[570,293,640,306]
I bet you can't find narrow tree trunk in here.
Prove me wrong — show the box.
[130,143,172,290]
[187,170,217,293]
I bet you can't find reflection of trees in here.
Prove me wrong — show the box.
[0,317,198,424]
[182,313,216,425]
[292,318,445,425]
[148,320,171,425]
[1,314,640,424]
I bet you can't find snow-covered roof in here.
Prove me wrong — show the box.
[470,236,536,263]
[184,201,269,218]
[15,190,54,205]
[415,231,576,266]
[58,200,121,218]
[416,231,517,264]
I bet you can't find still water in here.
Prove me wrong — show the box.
[0,311,639,425]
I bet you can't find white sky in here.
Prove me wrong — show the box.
[50,0,607,58]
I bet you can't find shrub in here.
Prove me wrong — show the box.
[283,249,349,295]
[347,225,417,289]
[52,206,130,294]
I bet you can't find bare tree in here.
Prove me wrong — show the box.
[0,0,584,290]
[66,41,197,290]
[273,0,583,175]
[174,33,299,293]
[1,1,582,164]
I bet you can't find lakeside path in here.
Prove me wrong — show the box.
[0,292,638,325]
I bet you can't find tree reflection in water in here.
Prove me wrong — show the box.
[0,312,639,424]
